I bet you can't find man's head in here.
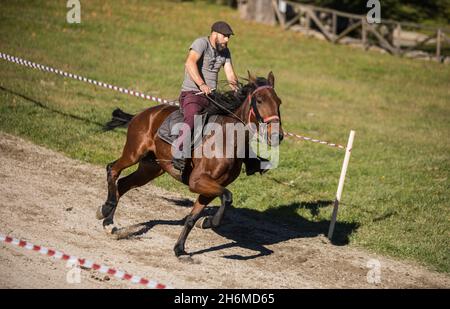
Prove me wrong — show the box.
[211,21,234,52]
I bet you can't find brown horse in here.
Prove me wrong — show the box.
[97,71,283,257]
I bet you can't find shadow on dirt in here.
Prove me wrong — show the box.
[114,198,359,260]
[160,197,193,207]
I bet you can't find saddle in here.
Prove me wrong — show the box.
[157,108,269,176]
[157,109,219,149]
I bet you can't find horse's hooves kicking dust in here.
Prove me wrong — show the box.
[111,224,149,240]
[102,223,118,236]
[177,254,200,264]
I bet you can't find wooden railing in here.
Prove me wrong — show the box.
[265,0,450,61]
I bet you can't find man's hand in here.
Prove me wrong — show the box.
[199,83,212,95]
[224,62,239,92]
[230,82,239,92]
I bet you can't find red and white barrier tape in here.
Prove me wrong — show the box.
[284,132,345,150]
[0,52,177,106]
[0,51,345,150]
[0,233,171,289]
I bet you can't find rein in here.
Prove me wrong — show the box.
[204,84,280,127]
[205,93,246,125]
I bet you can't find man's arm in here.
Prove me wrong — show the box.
[185,50,211,94]
[224,61,239,91]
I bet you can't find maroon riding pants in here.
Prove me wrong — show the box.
[179,91,209,129]
[176,91,209,152]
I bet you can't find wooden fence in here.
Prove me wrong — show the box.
[239,0,450,62]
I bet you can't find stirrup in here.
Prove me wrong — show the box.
[172,157,186,171]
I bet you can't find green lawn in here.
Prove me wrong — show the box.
[0,1,449,272]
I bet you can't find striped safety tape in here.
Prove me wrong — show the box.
[0,52,178,106]
[284,132,345,150]
[0,51,345,150]
[0,233,171,289]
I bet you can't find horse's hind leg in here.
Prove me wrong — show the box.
[117,157,163,198]
[96,140,149,222]
[96,160,120,223]
[100,156,163,230]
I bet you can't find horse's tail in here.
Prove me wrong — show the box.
[103,108,135,131]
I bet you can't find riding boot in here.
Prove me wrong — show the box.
[244,156,272,176]
[172,129,192,173]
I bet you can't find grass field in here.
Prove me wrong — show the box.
[0,1,449,272]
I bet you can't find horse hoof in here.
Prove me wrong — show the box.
[96,202,116,220]
[195,216,213,229]
[103,223,118,235]
[174,245,189,257]
[178,255,196,264]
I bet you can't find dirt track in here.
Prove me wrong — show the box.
[0,132,449,288]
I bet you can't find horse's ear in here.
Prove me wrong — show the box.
[268,71,275,88]
[248,70,257,84]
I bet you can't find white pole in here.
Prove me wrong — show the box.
[328,130,355,240]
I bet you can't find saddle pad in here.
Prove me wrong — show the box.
[157,109,219,149]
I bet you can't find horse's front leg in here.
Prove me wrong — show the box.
[195,189,232,229]
[174,194,215,257]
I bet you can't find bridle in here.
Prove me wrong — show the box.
[247,85,281,125]
[204,84,281,127]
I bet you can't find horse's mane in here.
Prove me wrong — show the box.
[203,77,270,116]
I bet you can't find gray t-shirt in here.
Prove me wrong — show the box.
[181,36,232,92]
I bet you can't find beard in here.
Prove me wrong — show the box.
[215,39,227,52]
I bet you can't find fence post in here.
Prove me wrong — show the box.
[332,12,337,42]
[305,10,310,35]
[272,0,285,28]
[361,19,368,49]
[328,130,355,241]
[394,23,401,49]
[436,28,442,62]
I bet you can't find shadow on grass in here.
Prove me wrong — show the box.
[115,198,359,260]
[0,85,106,128]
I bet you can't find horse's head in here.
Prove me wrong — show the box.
[245,71,284,146]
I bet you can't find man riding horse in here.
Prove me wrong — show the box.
[173,21,238,172]
[98,22,284,257]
